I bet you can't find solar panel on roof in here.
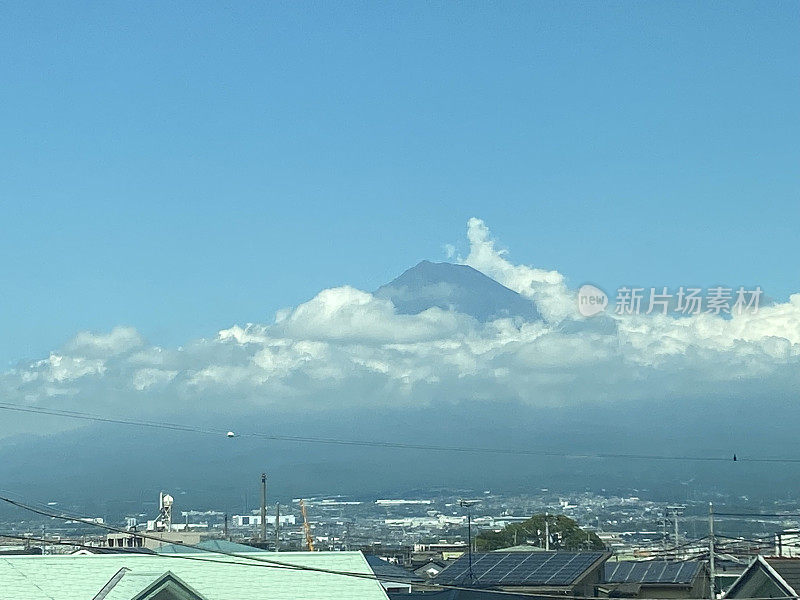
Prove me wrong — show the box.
[436,552,606,587]
[603,561,701,585]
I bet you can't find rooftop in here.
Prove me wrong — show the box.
[604,560,703,585]
[435,551,608,587]
[0,551,389,600]
[764,557,800,595]
[364,555,421,583]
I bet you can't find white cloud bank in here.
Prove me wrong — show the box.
[2,219,800,435]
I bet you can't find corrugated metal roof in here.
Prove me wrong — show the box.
[0,551,389,600]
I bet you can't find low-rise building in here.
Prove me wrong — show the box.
[230,514,296,527]
[104,530,202,551]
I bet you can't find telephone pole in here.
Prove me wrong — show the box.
[708,503,715,599]
[667,505,684,558]
[459,499,479,582]
[260,473,267,543]
[674,513,679,548]
[545,513,550,551]
[275,502,281,552]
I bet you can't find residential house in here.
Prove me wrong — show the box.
[599,560,709,599]
[435,551,610,596]
[0,551,389,600]
[365,554,423,594]
[724,556,800,599]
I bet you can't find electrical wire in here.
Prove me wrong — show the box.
[716,513,800,518]
[0,493,621,599]
[2,400,798,464]
[3,531,800,600]
[6,493,800,600]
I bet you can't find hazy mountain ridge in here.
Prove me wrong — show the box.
[2,259,799,508]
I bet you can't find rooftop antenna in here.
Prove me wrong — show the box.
[459,499,480,583]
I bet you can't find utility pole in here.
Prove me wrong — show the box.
[275,502,281,552]
[708,503,715,600]
[674,512,679,548]
[224,513,229,540]
[260,473,267,543]
[666,505,684,558]
[460,499,479,583]
[545,513,550,551]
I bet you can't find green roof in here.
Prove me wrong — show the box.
[0,551,389,600]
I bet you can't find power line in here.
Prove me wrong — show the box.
[3,532,800,600]
[715,512,800,518]
[5,493,800,600]
[0,493,610,599]
[2,400,798,464]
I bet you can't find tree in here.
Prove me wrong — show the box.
[475,514,605,551]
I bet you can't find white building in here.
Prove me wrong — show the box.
[231,514,296,527]
[775,529,800,557]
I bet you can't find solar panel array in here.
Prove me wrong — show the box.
[604,561,701,585]
[435,552,607,586]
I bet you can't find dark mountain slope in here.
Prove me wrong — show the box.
[374,261,540,322]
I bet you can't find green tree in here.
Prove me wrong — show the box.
[475,514,605,551]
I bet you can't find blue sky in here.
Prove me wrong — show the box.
[1,1,798,366]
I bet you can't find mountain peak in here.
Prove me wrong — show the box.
[374,261,541,322]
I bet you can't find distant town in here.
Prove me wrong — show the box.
[4,484,800,598]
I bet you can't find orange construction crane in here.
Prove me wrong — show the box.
[299,499,314,551]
